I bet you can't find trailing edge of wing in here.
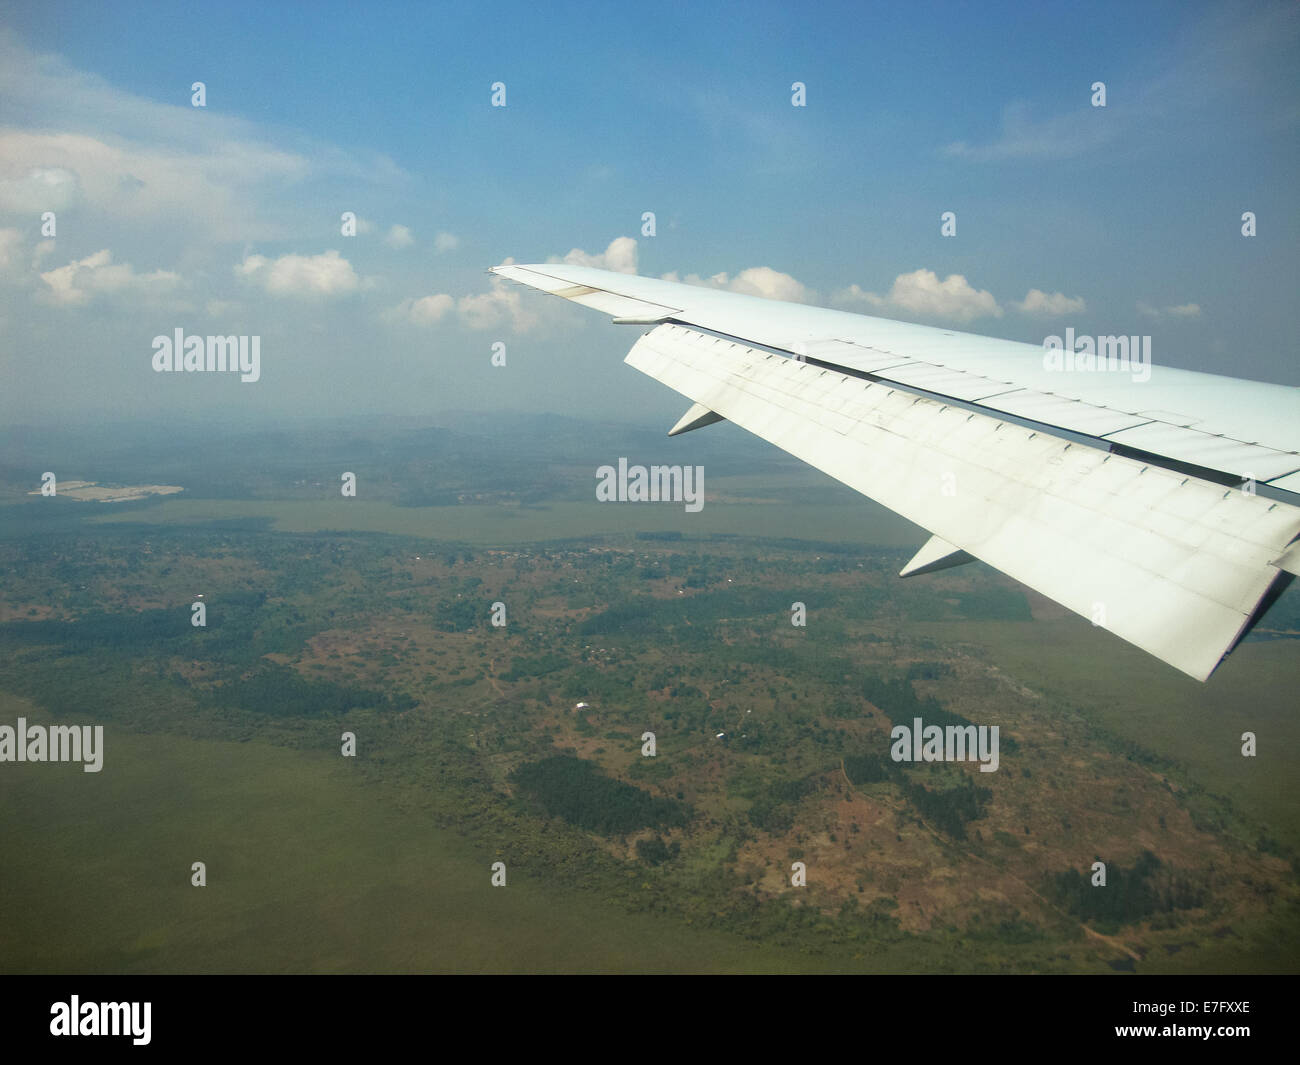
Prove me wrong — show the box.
[624,324,1300,680]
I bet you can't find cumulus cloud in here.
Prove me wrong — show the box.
[434,231,460,253]
[1011,288,1086,316]
[1137,300,1202,319]
[833,283,875,305]
[384,224,414,249]
[835,269,1002,323]
[661,265,813,303]
[725,266,810,302]
[456,279,537,331]
[384,279,536,332]
[551,236,638,274]
[235,249,362,298]
[384,292,455,326]
[516,240,811,303]
[883,270,1002,320]
[38,247,183,307]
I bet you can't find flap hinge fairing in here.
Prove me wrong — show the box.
[900,534,976,578]
[668,402,726,437]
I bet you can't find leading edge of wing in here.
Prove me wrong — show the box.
[491,262,1300,487]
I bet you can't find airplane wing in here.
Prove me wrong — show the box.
[491,261,1300,681]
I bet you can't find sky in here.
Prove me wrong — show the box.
[0,0,1296,431]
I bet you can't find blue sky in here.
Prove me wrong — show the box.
[0,0,1296,428]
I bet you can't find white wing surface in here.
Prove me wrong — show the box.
[492,262,1300,681]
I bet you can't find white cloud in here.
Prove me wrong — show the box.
[385,293,455,326]
[457,279,536,331]
[384,280,536,332]
[835,269,1002,323]
[434,231,460,253]
[551,236,638,274]
[0,166,80,214]
[0,129,308,245]
[1011,288,1086,316]
[832,284,874,305]
[660,265,813,303]
[384,224,414,249]
[235,249,361,298]
[1138,300,1202,319]
[38,247,182,307]
[887,270,1001,320]
[0,34,406,243]
[0,229,57,285]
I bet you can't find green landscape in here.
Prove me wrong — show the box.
[1,416,1296,973]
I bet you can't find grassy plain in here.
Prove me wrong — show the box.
[85,494,924,546]
[0,693,930,974]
